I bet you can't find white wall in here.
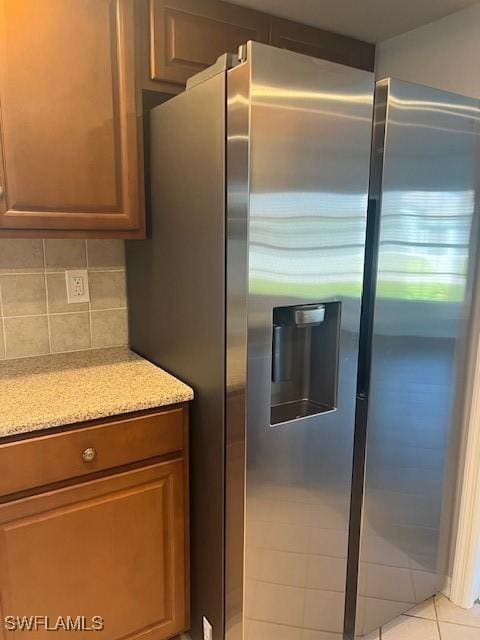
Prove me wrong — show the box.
[375,2,480,97]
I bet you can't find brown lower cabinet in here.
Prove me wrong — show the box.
[0,406,189,640]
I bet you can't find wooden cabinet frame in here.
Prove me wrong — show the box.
[0,460,188,639]
[0,0,145,238]
[148,0,269,86]
[0,0,374,238]
[142,0,375,91]
[0,405,190,640]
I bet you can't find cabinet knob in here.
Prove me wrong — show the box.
[82,447,97,463]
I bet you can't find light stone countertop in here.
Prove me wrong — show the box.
[0,347,193,438]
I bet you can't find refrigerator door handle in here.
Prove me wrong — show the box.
[356,196,381,398]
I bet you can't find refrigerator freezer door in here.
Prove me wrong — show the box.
[354,80,480,637]
[225,42,374,640]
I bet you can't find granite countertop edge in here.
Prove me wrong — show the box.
[0,347,194,440]
[2,397,191,439]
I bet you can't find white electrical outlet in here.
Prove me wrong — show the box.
[65,269,90,304]
[202,616,212,640]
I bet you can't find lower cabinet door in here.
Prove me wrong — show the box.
[0,459,187,640]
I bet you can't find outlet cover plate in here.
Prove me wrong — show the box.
[65,269,90,304]
[202,617,212,640]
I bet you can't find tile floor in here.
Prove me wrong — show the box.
[376,594,480,639]
[177,594,480,639]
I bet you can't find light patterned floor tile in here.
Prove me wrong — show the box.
[404,597,436,620]
[435,594,480,628]
[381,614,440,640]
[439,621,480,639]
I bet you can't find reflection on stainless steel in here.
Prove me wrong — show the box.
[225,59,250,640]
[354,79,480,637]
[225,42,374,640]
[127,42,479,640]
[126,70,229,640]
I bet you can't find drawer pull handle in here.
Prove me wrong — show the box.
[82,447,97,463]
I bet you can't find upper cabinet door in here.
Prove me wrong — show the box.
[149,0,269,86]
[0,0,144,237]
[269,18,375,72]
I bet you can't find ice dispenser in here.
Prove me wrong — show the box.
[270,302,341,425]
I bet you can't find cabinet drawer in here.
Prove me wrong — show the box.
[0,407,185,497]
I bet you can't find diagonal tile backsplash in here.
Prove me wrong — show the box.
[0,239,128,359]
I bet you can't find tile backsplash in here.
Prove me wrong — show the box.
[0,239,128,359]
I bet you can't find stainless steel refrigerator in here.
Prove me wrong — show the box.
[126,42,479,640]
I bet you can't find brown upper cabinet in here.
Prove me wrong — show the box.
[0,0,144,238]
[145,0,374,89]
[148,0,269,87]
[0,0,374,238]
[269,17,375,71]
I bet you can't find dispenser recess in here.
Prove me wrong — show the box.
[270,302,341,425]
